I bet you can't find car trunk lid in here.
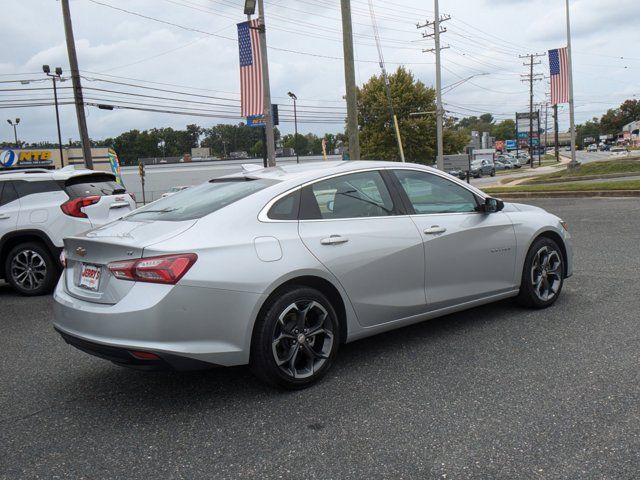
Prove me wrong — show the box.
[63,219,197,304]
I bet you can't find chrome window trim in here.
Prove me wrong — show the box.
[257,166,489,223]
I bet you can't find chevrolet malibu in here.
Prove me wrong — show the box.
[53,161,572,389]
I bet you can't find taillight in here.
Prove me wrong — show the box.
[60,196,100,218]
[108,254,197,284]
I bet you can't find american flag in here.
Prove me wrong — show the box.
[237,19,263,117]
[549,47,569,105]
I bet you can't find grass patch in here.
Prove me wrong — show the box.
[522,158,640,183]
[483,180,640,194]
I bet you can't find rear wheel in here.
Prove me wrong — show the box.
[4,242,58,296]
[250,286,340,389]
[517,237,564,308]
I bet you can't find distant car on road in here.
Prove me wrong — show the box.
[610,146,629,156]
[0,167,135,296]
[587,144,597,152]
[161,186,190,198]
[470,159,495,178]
[52,161,573,388]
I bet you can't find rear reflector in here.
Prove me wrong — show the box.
[129,351,161,360]
[108,253,197,284]
[60,196,101,218]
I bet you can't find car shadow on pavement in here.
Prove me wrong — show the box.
[47,295,556,419]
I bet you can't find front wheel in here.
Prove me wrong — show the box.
[517,237,564,308]
[490,169,496,177]
[250,286,340,389]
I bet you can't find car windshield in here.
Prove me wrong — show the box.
[125,177,278,221]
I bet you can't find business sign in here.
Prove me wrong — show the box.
[505,140,517,150]
[0,149,53,168]
[247,114,265,128]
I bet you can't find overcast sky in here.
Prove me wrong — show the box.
[1,0,638,144]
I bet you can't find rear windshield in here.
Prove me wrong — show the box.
[64,174,126,198]
[124,177,278,222]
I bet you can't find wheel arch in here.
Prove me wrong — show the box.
[254,274,350,346]
[0,230,61,279]
[529,229,569,278]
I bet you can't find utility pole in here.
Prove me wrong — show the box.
[61,0,93,169]
[520,53,544,167]
[554,104,560,162]
[565,0,578,169]
[254,0,276,167]
[7,119,20,146]
[341,0,360,160]
[417,8,450,170]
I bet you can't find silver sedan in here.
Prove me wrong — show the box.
[53,161,573,389]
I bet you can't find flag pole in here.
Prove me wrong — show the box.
[565,0,579,169]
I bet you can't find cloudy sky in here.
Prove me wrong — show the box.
[1,0,638,144]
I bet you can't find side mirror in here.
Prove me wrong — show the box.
[483,197,504,213]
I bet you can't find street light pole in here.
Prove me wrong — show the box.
[7,119,20,146]
[43,65,65,167]
[288,92,299,164]
[565,0,579,169]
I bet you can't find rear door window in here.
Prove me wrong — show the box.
[1,182,19,206]
[64,174,126,198]
[13,180,61,198]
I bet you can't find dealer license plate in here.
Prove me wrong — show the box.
[79,264,101,291]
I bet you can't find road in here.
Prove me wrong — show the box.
[2,198,640,479]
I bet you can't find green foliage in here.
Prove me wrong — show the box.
[110,125,203,165]
[357,66,467,163]
[599,100,640,135]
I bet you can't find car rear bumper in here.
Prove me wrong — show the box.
[52,279,266,368]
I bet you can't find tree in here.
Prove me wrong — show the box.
[491,119,516,140]
[357,66,467,163]
[599,99,640,135]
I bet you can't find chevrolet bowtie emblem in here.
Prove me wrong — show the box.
[76,246,87,257]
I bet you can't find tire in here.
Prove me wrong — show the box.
[490,169,496,177]
[517,237,565,308]
[4,242,58,296]
[250,286,340,389]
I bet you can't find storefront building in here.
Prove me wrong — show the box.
[0,147,114,172]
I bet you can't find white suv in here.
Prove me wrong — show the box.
[0,167,136,295]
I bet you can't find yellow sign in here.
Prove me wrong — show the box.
[19,151,51,161]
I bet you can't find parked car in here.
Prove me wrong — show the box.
[0,167,136,295]
[161,186,190,198]
[52,161,572,389]
[611,146,629,156]
[470,159,495,178]
[587,144,597,152]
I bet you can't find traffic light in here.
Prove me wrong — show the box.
[138,162,145,178]
[272,104,279,126]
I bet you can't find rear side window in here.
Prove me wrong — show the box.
[0,181,19,207]
[13,180,61,198]
[64,174,125,198]
[267,190,300,220]
[125,177,279,222]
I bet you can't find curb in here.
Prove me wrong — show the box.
[523,172,640,185]
[489,190,640,199]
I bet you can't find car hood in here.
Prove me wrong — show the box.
[505,202,546,214]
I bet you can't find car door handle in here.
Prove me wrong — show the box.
[0,214,10,220]
[320,235,349,245]
[423,226,446,235]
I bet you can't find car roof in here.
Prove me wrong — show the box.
[224,160,441,183]
[0,166,115,182]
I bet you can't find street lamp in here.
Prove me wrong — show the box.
[43,64,65,167]
[244,0,256,15]
[287,91,299,164]
[7,118,20,146]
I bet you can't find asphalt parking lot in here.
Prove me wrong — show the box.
[1,198,639,479]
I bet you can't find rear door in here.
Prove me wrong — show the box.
[63,173,135,226]
[0,181,20,235]
[297,170,426,327]
[391,169,517,309]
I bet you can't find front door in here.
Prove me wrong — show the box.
[297,170,426,327]
[391,169,517,309]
